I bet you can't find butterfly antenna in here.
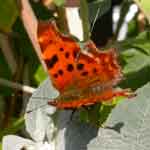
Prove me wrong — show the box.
[90,5,101,33]
[90,0,111,33]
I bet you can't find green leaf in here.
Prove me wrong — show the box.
[121,48,150,74]
[127,20,138,37]
[84,97,125,126]
[97,104,115,125]
[34,65,47,84]
[120,65,150,90]
[121,32,150,74]
[88,0,111,24]
[53,0,65,6]
[0,117,24,140]
[0,0,19,32]
[119,31,150,89]
[132,32,150,55]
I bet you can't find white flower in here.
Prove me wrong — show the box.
[2,79,58,150]
[2,100,56,150]
[2,135,54,150]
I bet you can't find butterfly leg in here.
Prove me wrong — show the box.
[70,109,77,121]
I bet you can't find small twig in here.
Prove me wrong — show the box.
[56,7,69,33]
[80,0,90,41]
[0,78,35,94]
[22,63,31,113]
[0,33,17,74]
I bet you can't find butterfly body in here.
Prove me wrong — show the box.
[38,21,134,109]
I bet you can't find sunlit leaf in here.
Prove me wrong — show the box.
[34,65,47,84]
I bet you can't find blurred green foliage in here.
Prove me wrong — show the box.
[0,0,18,32]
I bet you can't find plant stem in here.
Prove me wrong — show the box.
[0,33,17,74]
[56,7,69,33]
[80,0,90,41]
[0,78,35,94]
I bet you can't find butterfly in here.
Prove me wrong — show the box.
[37,21,134,109]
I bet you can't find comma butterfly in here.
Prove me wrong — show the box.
[37,21,134,109]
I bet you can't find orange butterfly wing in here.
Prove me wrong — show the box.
[38,21,81,92]
[38,22,122,91]
[48,89,133,109]
[38,21,134,109]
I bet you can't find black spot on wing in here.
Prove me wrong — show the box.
[93,68,97,73]
[81,71,88,76]
[60,47,64,51]
[65,52,70,58]
[58,69,63,75]
[67,64,74,72]
[45,55,58,69]
[73,50,78,58]
[77,63,84,70]
[53,73,58,78]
